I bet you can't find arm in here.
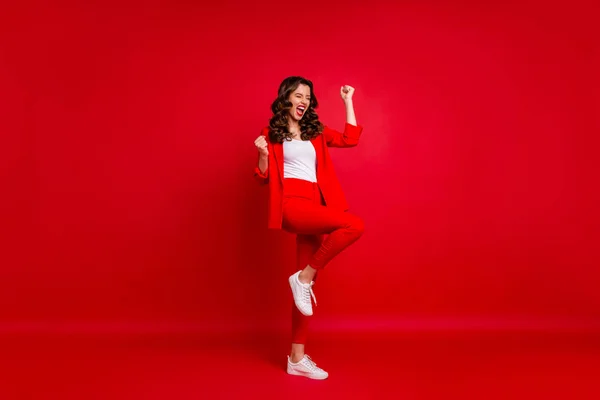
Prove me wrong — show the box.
[253,133,269,184]
[257,151,268,175]
[345,98,357,126]
[322,123,363,148]
[323,85,363,147]
[254,153,269,184]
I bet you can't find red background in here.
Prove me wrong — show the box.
[1,0,599,334]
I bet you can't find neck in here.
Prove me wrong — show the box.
[288,118,300,133]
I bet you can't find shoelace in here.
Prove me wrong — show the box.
[303,355,320,371]
[303,282,317,306]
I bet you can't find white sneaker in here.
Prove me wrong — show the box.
[288,270,316,316]
[287,355,329,380]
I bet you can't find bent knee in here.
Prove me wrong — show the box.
[347,215,365,236]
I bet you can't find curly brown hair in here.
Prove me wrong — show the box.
[268,76,324,143]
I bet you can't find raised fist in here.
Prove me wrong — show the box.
[254,135,268,157]
[340,85,355,102]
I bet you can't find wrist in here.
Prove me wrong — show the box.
[344,99,354,107]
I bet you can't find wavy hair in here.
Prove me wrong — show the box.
[268,76,324,143]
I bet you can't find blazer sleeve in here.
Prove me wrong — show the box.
[322,122,364,148]
[253,159,269,185]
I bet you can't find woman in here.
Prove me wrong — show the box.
[253,76,365,380]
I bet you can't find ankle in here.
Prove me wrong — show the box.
[298,270,314,284]
[290,353,305,363]
[298,273,309,284]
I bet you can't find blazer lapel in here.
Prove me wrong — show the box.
[272,142,284,183]
[311,135,324,175]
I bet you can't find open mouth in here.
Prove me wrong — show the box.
[296,105,306,117]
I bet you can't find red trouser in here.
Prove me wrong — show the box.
[281,178,364,344]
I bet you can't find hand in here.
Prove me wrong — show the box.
[340,85,355,102]
[254,135,268,157]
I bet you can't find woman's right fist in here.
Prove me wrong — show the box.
[254,135,268,157]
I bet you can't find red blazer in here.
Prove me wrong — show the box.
[254,122,364,229]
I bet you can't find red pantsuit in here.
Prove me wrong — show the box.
[254,123,364,344]
[283,177,364,343]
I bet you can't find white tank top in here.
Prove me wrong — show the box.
[283,139,317,182]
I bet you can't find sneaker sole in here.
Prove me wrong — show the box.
[288,274,313,316]
[287,367,328,380]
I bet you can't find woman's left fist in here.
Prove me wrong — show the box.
[340,85,355,102]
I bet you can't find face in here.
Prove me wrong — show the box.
[288,84,311,122]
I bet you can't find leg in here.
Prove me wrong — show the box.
[291,234,322,362]
[283,199,364,284]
